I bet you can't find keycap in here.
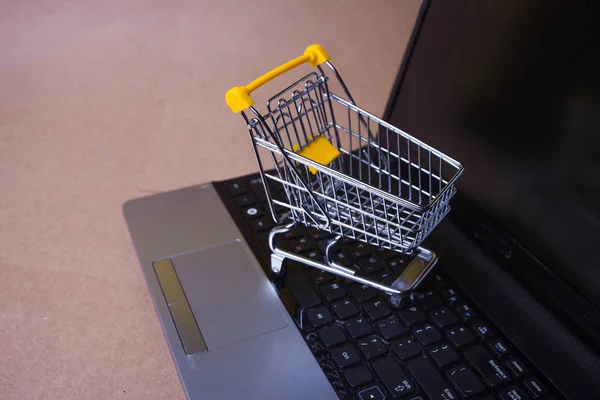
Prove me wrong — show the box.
[227,181,247,196]
[398,306,427,326]
[357,386,385,400]
[364,300,391,321]
[345,317,373,339]
[387,256,410,275]
[371,270,396,286]
[430,306,459,328]
[319,281,346,301]
[284,267,321,309]
[283,227,304,240]
[309,269,334,285]
[476,396,496,400]
[345,365,372,388]
[417,291,443,310]
[463,345,510,387]
[446,365,485,398]
[471,321,495,340]
[349,242,374,259]
[446,325,476,348]
[304,249,322,262]
[290,237,314,253]
[375,248,398,260]
[306,227,330,241]
[372,357,415,398]
[242,206,264,220]
[249,217,273,232]
[455,303,476,321]
[413,324,442,345]
[330,249,353,267]
[505,357,529,378]
[407,358,458,400]
[392,337,421,360]
[235,193,256,207]
[376,316,405,340]
[306,307,334,328]
[523,377,548,398]
[350,284,378,303]
[358,335,387,360]
[429,343,459,367]
[331,344,361,369]
[317,324,346,347]
[487,338,512,358]
[332,299,360,319]
[440,288,461,306]
[499,386,532,400]
[356,256,385,274]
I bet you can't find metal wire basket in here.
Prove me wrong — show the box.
[226,44,463,303]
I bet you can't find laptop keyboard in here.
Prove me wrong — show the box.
[217,174,562,400]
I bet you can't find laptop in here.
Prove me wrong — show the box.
[123,1,600,399]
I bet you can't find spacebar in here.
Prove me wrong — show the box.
[407,358,458,400]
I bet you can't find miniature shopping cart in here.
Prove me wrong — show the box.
[226,44,463,304]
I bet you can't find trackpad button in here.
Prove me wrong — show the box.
[171,241,288,351]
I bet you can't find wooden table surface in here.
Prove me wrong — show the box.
[0,1,420,398]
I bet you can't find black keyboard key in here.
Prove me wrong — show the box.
[499,386,532,400]
[413,324,442,345]
[249,217,273,232]
[440,288,461,306]
[357,386,385,400]
[284,267,321,309]
[319,281,346,301]
[455,303,476,321]
[356,256,385,275]
[332,299,360,319]
[349,242,374,259]
[330,249,353,267]
[430,306,459,328]
[407,358,458,400]
[283,227,304,240]
[477,396,496,400]
[463,345,510,387]
[290,237,314,253]
[429,343,459,367]
[505,357,529,378]
[249,180,267,202]
[304,249,322,262]
[447,325,476,348]
[358,335,388,360]
[306,307,334,328]
[372,357,416,398]
[387,256,411,275]
[317,324,347,347]
[309,269,334,285]
[417,291,443,310]
[345,365,372,388]
[398,305,427,326]
[447,365,485,398]
[364,300,391,321]
[371,270,396,286]
[471,321,495,340]
[331,344,361,369]
[487,338,512,358]
[235,193,256,207]
[227,181,248,196]
[242,205,264,220]
[345,317,373,339]
[350,284,378,303]
[375,248,397,260]
[376,316,406,340]
[523,377,548,398]
[306,227,330,241]
[392,337,422,360]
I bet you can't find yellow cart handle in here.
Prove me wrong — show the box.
[225,44,330,113]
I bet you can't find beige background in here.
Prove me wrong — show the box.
[0,1,421,398]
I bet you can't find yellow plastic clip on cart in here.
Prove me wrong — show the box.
[225,44,464,305]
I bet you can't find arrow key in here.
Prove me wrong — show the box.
[357,386,385,400]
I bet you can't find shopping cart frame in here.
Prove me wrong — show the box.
[226,45,463,304]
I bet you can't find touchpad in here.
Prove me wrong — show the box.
[171,241,288,351]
